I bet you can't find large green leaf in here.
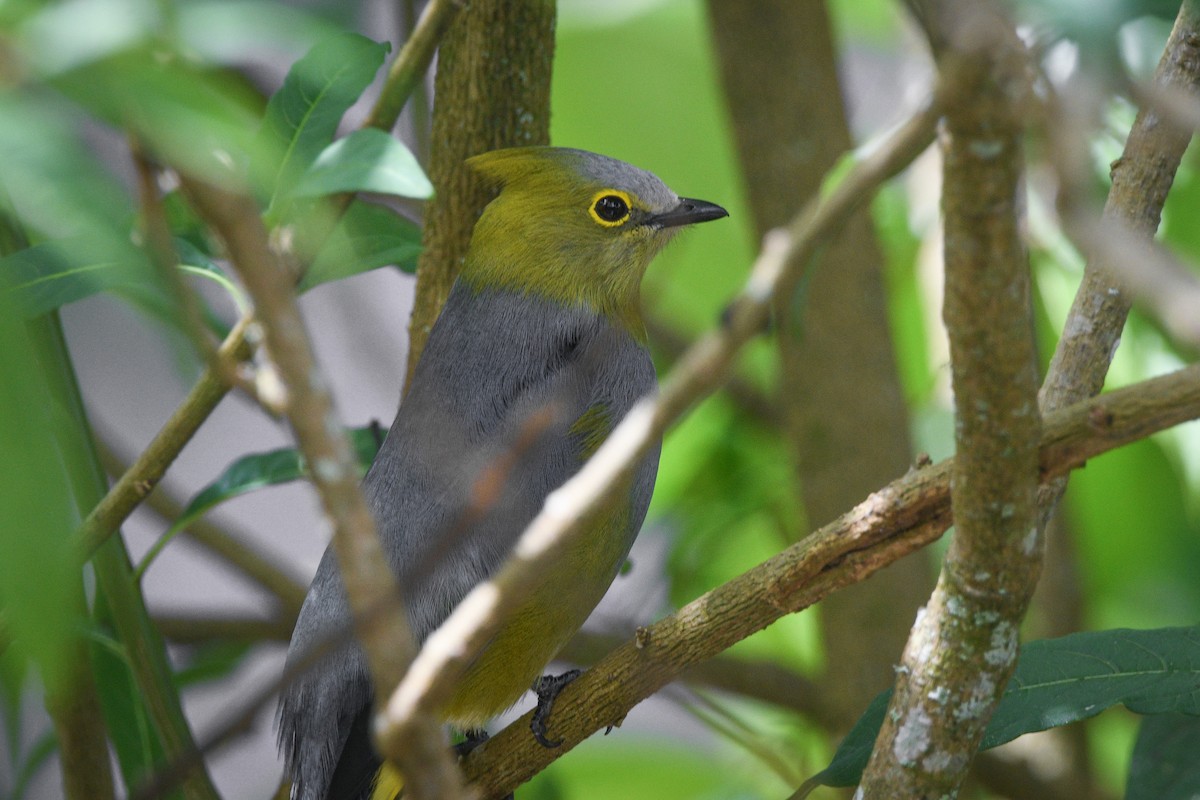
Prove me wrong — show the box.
[1125,713,1200,800]
[813,626,1200,789]
[0,296,85,700]
[53,46,265,189]
[257,32,390,222]
[0,238,168,319]
[300,201,422,292]
[293,128,432,200]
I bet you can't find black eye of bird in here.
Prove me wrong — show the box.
[593,194,630,224]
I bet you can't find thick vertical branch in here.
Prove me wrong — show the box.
[405,0,555,385]
[861,3,1041,795]
[706,0,930,726]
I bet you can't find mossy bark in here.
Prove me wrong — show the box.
[406,0,556,387]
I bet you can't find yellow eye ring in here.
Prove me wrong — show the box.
[589,190,632,227]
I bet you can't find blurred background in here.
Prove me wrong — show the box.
[2,1,1199,798]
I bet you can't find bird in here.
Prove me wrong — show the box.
[277,146,728,800]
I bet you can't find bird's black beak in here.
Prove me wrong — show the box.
[648,197,729,230]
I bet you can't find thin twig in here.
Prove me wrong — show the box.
[1040,0,1200,413]
[375,94,941,756]
[364,0,465,133]
[131,140,218,364]
[73,318,251,561]
[180,176,466,800]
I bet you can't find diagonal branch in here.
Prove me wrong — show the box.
[1041,0,1200,414]
[460,362,1200,799]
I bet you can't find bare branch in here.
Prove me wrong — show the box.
[459,363,1200,798]
[1041,0,1200,412]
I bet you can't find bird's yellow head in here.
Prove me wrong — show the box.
[462,147,727,335]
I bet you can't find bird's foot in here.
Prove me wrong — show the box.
[530,669,582,748]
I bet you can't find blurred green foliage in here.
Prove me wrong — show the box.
[0,0,1198,798]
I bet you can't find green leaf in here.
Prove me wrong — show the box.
[0,294,86,700]
[87,619,164,794]
[176,0,343,65]
[301,201,422,292]
[257,32,391,222]
[815,626,1200,788]
[137,425,385,575]
[52,46,266,189]
[183,424,383,520]
[1125,713,1200,800]
[293,128,432,200]
[0,239,165,319]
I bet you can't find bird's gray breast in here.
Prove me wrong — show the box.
[277,282,658,799]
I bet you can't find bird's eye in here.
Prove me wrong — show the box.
[589,191,632,227]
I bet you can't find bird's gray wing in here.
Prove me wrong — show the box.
[277,286,656,800]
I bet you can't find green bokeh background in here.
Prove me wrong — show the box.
[1,0,1198,797]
